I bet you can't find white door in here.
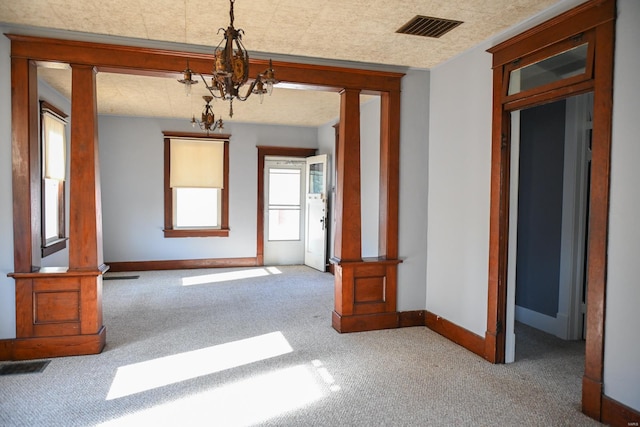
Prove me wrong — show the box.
[264,158,306,265]
[304,155,328,271]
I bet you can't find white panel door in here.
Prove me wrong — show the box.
[304,155,328,271]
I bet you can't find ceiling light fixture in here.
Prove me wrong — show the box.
[178,0,278,119]
[191,96,224,134]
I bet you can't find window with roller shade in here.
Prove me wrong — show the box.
[163,132,230,238]
[41,101,68,256]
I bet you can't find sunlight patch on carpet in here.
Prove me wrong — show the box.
[106,331,293,400]
[181,267,281,286]
[99,365,324,426]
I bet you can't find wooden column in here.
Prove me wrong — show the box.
[332,89,401,333]
[69,64,105,271]
[333,88,362,262]
[10,58,40,273]
[4,63,107,361]
[378,90,401,259]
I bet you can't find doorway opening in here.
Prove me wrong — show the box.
[262,154,329,271]
[263,157,306,266]
[506,93,593,364]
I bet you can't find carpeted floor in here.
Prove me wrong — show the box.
[0,266,601,426]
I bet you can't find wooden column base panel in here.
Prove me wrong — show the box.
[8,269,106,361]
[0,326,106,361]
[332,258,401,333]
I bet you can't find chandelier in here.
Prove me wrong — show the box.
[191,95,224,134]
[178,0,278,119]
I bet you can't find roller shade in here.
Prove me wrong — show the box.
[42,111,66,181]
[170,138,225,188]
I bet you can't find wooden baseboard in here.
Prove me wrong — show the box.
[107,257,260,272]
[333,309,485,361]
[398,310,425,327]
[0,339,13,360]
[425,311,486,358]
[582,375,603,420]
[0,326,106,361]
[602,395,640,427]
[332,311,399,333]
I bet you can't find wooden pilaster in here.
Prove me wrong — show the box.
[378,90,401,259]
[68,64,104,270]
[332,88,402,333]
[10,58,40,273]
[333,88,362,262]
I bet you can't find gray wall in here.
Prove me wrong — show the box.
[516,100,566,317]
[0,27,15,338]
[98,115,318,262]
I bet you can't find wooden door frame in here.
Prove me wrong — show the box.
[485,0,615,421]
[256,146,317,265]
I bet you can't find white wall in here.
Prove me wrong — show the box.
[0,28,16,339]
[604,0,640,411]
[426,46,493,336]
[424,0,591,339]
[397,69,430,311]
[360,97,380,258]
[99,115,318,262]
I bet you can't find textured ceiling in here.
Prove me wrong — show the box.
[1,0,561,126]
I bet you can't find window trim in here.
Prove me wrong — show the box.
[163,131,231,238]
[40,100,68,257]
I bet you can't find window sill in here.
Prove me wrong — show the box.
[163,228,230,238]
[42,238,68,257]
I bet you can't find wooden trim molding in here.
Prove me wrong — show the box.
[425,311,486,358]
[602,395,640,427]
[7,34,403,94]
[107,257,259,272]
[485,0,616,422]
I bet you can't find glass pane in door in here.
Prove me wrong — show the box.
[267,167,302,241]
[308,163,324,194]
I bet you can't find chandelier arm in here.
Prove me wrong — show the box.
[236,78,261,101]
[199,74,225,100]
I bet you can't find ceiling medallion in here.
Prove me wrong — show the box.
[179,0,278,122]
